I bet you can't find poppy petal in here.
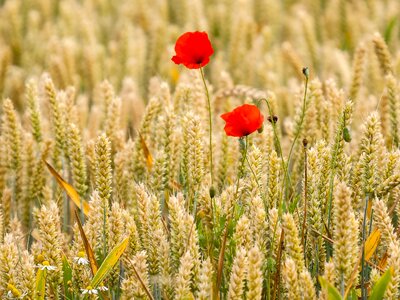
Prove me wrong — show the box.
[171,31,214,69]
[220,104,264,137]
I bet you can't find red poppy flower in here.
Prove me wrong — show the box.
[171,31,214,69]
[221,104,264,137]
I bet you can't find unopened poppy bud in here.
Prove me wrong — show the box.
[267,115,278,124]
[302,138,308,147]
[257,124,264,133]
[209,186,216,198]
[302,67,309,78]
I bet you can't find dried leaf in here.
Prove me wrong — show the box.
[74,210,98,276]
[377,252,389,270]
[44,160,90,215]
[365,228,381,261]
[139,132,153,170]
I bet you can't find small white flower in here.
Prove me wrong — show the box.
[74,251,89,265]
[81,286,98,295]
[36,260,57,271]
[97,285,108,291]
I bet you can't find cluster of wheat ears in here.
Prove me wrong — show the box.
[0,0,400,299]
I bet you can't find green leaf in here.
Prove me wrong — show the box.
[289,194,300,213]
[89,237,129,288]
[62,255,73,300]
[346,289,357,300]
[319,276,342,300]
[35,269,47,300]
[384,17,397,43]
[369,268,392,300]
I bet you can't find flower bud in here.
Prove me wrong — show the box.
[209,186,216,198]
[302,67,309,78]
[267,115,278,124]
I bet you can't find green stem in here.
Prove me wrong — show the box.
[216,136,248,294]
[256,98,288,216]
[200,67,214,188]
[301,140,308,261]
[361,194,370,300]
[235,136,248,198]
[285,71,309,202]
[326,110,348,259]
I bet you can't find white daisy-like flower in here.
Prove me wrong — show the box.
[97,285,108,291]
[81,286,98,295]
[37,260,57,271]
[74,251,89,265]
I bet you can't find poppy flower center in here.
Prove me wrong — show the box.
[194,55,204,64]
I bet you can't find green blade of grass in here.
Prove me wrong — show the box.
[35,269,47,300]
[369,268,392,300]
[89,236,129,288]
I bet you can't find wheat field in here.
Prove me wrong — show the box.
[0,0,400,299]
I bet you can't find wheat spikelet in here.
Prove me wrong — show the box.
[349,43,367,102]
[197,257,213,300]
[175,250,193,300]
[360,112,384,195]
[67,123,88,198]
[121,251,151,299]
[95,133,113,205]
[32,201,63,297]
[282,258,300,300]
[0,234,18,295]
[14,250,35,298]
[167,193,189,271]
[233,215,252,253]
[44,76,65,171]
[372,32,393,75]
[227,247,247,300]
[246,245,263,300]
[333,182,359,288]
[282,213,305,272]
[386,74,399,147]
[131,96,162,181]
[248,196,267,251]
[373,199,400,299]
[1,99,22,206]
[299,270,317,300]
[26,80,42,143]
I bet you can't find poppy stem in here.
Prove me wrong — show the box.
[256,98,288,215]
[199,67,215,194]
[216,136,248,295]
[285,68,309,202]
[360,194,370,300]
